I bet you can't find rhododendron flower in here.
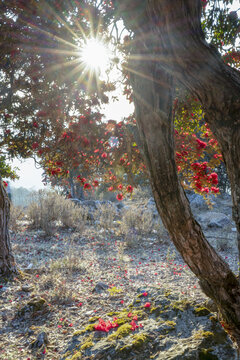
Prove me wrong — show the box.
[94,318,119,332]
[108,186,113,191]
[118,184,123,190]
[84,183,92,189]
[130,320,138,331]
[93,180,99,187]
[116,193,123,201]
[32,142,39,149]
[142,292,148,296]
[144,302,151,308]
[196,139,207,149]
[126,185,133,193]
[101,152,107,158]
[209,172,218,185]
[211,187,219,193]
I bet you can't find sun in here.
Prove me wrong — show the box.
[80,38,110,73]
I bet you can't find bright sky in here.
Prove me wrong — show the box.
[9,1,239,190]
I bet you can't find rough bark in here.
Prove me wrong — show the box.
[0,180,17,277]
[145,0,240,275]
[114,0,240,347]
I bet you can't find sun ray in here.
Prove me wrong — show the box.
[20,19,79,51]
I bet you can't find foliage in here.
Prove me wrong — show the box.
[0,0,239,200]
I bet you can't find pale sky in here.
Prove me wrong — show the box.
[9,1,240,190]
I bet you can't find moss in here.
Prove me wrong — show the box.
[107,286,122,296]
[107,311,119,316]
[194,307,211,317]
[150,306,162,316]
[28,297,46,310]
[84,324,95,332]
[89,316,100,323]
[165,320,176,328]
[171,299,191,312]
[108,323,132,340]
[73,330,85,336]
[193,330,214,340]
[131,333,150,348]
[119,333,150,352]
[80,340,93,351]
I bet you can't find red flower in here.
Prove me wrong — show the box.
[94,318,119,332]
[93,180,99,187]
[108,186,113,191]
[144,302,151,308]
[101,152,107,158]
[116,193,123,201]
[84,183,92,190]
[142,292,148,297]
[126,185,133,193]
[118,184,123,190]
[32,142,39,149]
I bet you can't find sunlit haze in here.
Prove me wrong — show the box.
[80,38,110,73]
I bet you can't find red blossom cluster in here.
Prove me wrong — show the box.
[94,318,119,332]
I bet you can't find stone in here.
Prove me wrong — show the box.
[29,331,49,349]
[92,282,109,294]
[188,193,209,210]
[62,289,237,360]
[197,212,231,229]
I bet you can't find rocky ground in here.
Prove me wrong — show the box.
[0,193,238,359]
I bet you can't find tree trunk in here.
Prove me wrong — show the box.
[114,0,240,347]
[128,50,240,347]
[0,180,17,277]
[145,0,240,275]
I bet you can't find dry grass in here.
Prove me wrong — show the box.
[94,202,118,230]
[27,191,87,236]
[9,205,25,233]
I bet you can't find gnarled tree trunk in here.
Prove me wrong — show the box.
[129,51,240,348]
[0,180,17,277]
[114,0,240,348]
[146,0,240,273]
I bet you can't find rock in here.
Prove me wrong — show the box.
[93,282,109,294]
[116,201,125,210]
[29,331,49,349]
[197,212,231,229]
[188,193,209,210]
[15,297,49,319]
[21,284,34,292]
[62,289,237,360]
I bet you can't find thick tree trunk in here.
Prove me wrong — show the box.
[129,53,240,347]
[145,0,240,274]
[114,0,240,346]
[0,180,17,277]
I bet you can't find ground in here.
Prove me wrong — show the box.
[0,194,238,359]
